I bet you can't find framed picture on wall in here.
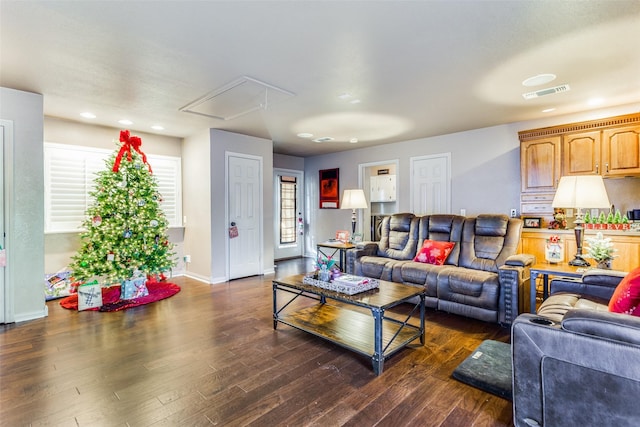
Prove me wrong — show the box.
[319,168,340,208]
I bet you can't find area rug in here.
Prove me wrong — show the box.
[452,339,512,400]
[60,281,181,312]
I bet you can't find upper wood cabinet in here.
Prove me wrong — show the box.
[519,113,640,223]
[563,130,601,176]
[520,136,562,193]
[602,124,640,177]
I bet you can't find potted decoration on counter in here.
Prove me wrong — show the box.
[584,232,617,269]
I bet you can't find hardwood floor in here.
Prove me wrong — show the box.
[0,258,513,426]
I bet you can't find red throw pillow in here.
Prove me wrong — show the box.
[609,267,640,316]
[413,240,455,265]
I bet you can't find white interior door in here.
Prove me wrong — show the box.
[227,153,262,280]
[410,153,451,215]
[273,169,304,260]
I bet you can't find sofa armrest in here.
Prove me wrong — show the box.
[505,253,536,267]
[345,242,378,274]
[498,261,533,326]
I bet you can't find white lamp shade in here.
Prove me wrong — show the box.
[340,189,368,209]
[552,175,611,209]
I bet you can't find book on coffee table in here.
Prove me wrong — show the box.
[332,275,376,287]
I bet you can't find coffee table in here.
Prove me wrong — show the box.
[273,274,426,375]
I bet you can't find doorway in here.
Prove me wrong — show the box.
[226,153,263,280]
[273,169,304,261]
[358,160,400,241]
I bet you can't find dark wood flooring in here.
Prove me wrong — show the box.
[0,258,513,426]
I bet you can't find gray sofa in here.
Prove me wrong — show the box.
[512,270,640,426]
[345,213,534,325]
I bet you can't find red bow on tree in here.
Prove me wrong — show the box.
[112,130,152,173]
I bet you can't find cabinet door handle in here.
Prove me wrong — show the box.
[606,163,609,173]
[596,163,599,174]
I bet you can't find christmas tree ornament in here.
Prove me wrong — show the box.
[150,219,158,227]
[138,199,146,207]
[92,215,102,227]
[107,252,115,261]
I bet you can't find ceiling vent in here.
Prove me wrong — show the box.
[522,84,570,100]
[180,76,295,120]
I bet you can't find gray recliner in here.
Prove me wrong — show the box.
[512,269,640,427]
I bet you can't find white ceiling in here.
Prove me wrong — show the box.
[1,1,639,157]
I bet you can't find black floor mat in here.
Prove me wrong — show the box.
[452,339,512,400]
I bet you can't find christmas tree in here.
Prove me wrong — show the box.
[70,130,175,283]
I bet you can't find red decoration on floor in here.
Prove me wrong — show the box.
[60,281,180,312]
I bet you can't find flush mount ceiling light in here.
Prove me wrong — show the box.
[522,73,557,87]
[313,137,334,143]
[80,112,96,119]
[522,84,570,100]
[180,76,295,121]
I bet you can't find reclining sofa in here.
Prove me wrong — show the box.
[345,213,534,325]
[512,268,640,426]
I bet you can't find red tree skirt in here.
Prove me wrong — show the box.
[60,281,181,312]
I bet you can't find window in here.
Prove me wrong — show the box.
[279,175,297,244]
[44,143,182,233]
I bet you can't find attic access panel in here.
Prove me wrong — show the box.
[180,76,295,120]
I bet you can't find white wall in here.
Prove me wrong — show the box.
[209,130,274,282]
[182,129,212,282]
[0,87,46,322]
[42,117,186,276]
[304,103,640,253]
[274,153,304,170]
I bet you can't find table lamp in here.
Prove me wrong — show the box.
[340,189,368,235]
[552,175,610,266]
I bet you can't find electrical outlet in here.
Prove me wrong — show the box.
[184,254,191,263]
[460,208,466,216]
[510,208,517,218]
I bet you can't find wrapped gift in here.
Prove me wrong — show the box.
[77,280,102,311]
[121,277,149,300]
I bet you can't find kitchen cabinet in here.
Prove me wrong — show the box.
[563,130,601,176]
[521,229,640,273]
[370,175,396,202]
[602,124,640,177]
[520,136,562,193]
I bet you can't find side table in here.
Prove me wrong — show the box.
[529,263,584,313]
[316,241,355,271]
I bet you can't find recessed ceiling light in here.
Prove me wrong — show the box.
[118,119,133,125]
[349,99,361,104]
[542,108,556,113]
[522,74,557,87]
[297,132,313,138]
[587,98,604,106]
[151,125,165,131]
[338,93,352,100]
[349,138,359,143]
[80,112,96,119]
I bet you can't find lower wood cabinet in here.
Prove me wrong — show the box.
[520,229,640,273]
